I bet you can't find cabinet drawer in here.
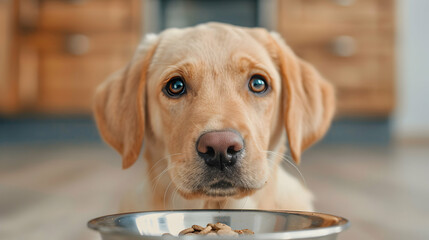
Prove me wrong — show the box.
[281,25,393,90]
[280,26,394,116]
[24,32,137,54]
[336,88,394,116]
[279,0,379,26]
[36,51,129,113]
[38,0,139,32]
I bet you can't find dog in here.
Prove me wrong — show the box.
[93,22,335,212]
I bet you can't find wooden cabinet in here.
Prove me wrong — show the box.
[1,0,396,117]
[278,0,395,116]
[1,0,141,114]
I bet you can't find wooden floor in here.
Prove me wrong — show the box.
[0,143,428,240]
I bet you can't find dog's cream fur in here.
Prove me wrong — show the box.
[94,23,335,212]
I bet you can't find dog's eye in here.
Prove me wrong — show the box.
[164,77,186,98]
[248,75,268,94]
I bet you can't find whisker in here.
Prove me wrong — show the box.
[240,180,250,209]
[171,184,180,210]
[241,196,249,210]
[147,153,184,177]
[151,165,175,195]
[163,179,175,210]
[222,197,230,210]
[263,150,307,186]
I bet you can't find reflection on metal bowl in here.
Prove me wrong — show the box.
[88,210,349,240]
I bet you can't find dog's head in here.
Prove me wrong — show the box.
[94,23,335,200]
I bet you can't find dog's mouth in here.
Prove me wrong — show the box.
[210,180,234,189]
[179,183,256,200]
[188,180,256,199]
[175,167,262,200]
[202,180,236,197]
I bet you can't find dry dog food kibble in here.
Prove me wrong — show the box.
[166,223,254,237]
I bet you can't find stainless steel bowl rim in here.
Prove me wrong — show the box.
[88,209,350,240]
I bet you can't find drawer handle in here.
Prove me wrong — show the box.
[330,36,357,57]
[332,0,356,6]
[65,34,90,55]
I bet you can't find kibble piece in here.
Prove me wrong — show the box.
[179,227,195,235]
[217,229,238,236]
[192,225,205,231]
[241,229,254,235]
[199,226,212,234]
[169,222,254,237]
[214,222,232,231]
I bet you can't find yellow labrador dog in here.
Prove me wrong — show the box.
[94,23,335,212]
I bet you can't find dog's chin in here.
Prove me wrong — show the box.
[202,185,238,199]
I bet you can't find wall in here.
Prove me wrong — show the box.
[394,0,429,139]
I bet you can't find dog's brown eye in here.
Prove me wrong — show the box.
[249,75,268,94]
[164,77,186,98]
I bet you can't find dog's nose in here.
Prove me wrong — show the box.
[197,130,244,170]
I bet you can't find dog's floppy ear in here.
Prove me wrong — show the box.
[270,32,336,164]
[93,34,159,169]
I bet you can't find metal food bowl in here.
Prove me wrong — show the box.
[88,210,349,240]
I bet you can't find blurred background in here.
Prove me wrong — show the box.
[0,0,428,239]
